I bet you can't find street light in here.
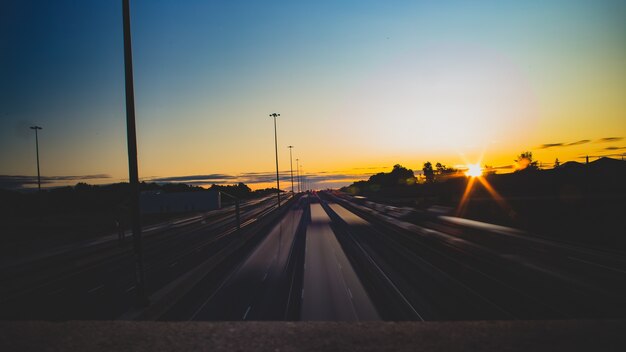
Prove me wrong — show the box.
[29,126,42,192]
[288,146,294,193]
[122,0,148,307]
[269,113,281,206]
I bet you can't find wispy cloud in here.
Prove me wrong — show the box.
[539,143,564,149]
[146,170,373,188]
[567,139,590,146]
[538,139,591,149]
[491,165,515,170]
[597,137,623,143]
[0,174,111,190]
[604,146,626,151]
[0,169,389,192]
[149,174,236,182]
[350,166,389,171]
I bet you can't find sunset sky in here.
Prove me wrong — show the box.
[1,0,625,190]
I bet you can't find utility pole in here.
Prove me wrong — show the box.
[29,126,42,191]
[269,113,281,206]
[122,0,148,307]
[288,146,294,193]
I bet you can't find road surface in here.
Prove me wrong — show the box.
[300,203,379,321]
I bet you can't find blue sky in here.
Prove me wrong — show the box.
[1,0,625,189]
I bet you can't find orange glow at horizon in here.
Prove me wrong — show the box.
[465,164,483,177]
[456,171,514,219]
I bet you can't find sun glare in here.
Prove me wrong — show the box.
[465,163,482,177]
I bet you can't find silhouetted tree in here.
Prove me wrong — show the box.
[515,151,540,172]
[554,158,560,168]
[435,163,457,179]
[423,162,435,183]
[209,182,254,199]
[368,164,416,187]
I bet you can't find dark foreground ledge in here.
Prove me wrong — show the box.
[2,320,625,351]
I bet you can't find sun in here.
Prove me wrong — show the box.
[465,163,482,177]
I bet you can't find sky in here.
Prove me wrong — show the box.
[1,0,625,190]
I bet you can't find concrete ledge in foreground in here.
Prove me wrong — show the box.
[1,320,625,351]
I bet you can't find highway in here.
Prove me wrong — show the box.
[2,190,625,321]
[320,191,626,320]
[0,195,288,320]
[167,195,307,321]
[300,203,379,321]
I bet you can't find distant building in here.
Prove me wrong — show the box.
[140,191,221,214]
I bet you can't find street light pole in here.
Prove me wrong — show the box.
[269,113,281,206]
[29,126,42,192]
[288,146,294,193]
[122,0,148,307]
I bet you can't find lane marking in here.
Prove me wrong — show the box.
[242,305,252,320]
[125,285,136,293]
[347,287,353,299]
[87,284,104,293]
[567,256,626,274]
[262,272,268,282]
[169,261,178,268]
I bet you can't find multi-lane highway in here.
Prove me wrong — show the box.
[319,191,626,320]
[0,195,288,320]
[165,195,307,321]
[2,190,625,321]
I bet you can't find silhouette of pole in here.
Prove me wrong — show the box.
[288,146,294,193]
[123,0,148,307]
[296,158,300,192]
[29,126,42,191]
[269,113,281,206]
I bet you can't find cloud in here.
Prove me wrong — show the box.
[0,174,111,190]
[233,170,378,188]
[149,174,236,182]
[567,140,590,146]
[597,137,623,143]
[604,146,626,150]
[539,143,564,149]
[538,140,592,149]
[350,166,389,171]
[491,165,514,170]
[1,170,380,192]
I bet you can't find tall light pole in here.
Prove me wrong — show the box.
[288,146,294,193]
[296,158,300,192]
[123,0,148,307]
[269,113,281,206]
[29,126,42,191]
